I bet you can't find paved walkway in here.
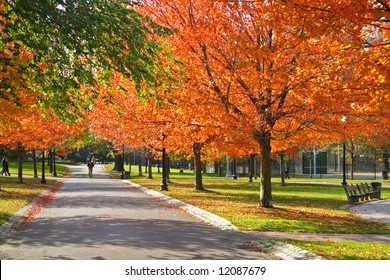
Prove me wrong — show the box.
[0,165,271,260]
[0,165,389,260]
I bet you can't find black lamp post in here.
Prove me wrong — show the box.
[341,116,347,186]
[52,148,57,177]
[41,150,46,184]
[342,142,347,186]
[160,134,168,191]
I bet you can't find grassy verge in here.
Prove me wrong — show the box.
[0,161,67,225]
[106,165,390,234]
[0,177,56,225]
[8,161,68,177]
[286,240,390,260]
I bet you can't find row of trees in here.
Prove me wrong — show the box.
[1,1,389,208]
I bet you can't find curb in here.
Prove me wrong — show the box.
[124,180,328,260]
[124,180,239,231]
[0,187,52,239]
[255,240,325,260]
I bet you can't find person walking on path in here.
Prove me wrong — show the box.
[0,156,11,176]
[87,158,95,178]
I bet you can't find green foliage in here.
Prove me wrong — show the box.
[2,0,176,120]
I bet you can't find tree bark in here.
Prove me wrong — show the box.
[248,154,255,182]
[383,147,389,180]
[258,135,273,208]
[214,160,219,175]
[32,149,38,178]
[193,142,204,190]
[147,152,153,179]
[49,149,53,173]
[113,154,124,172]
[350,150,355,180]
[17,143,24,184]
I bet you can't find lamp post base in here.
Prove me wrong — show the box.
[160,183,168,191]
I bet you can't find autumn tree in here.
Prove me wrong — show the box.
[141,0,371,207]
[1,0,177,122]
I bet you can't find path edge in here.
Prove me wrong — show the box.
[124,180,239,231]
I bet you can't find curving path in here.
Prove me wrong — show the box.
[0,164,271,260]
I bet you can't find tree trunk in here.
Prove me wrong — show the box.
[258,135,273,208]
[383,147,389,179]
[49,149,53,173]
[41,150,46,184]
[280,152,286,186]
[52,148,57,177]
[113,154,124,172]
[128,156,132,178]
[232,158,237,179]
[167,156,171,182]
[147,153,153,179]
[193,142,204,190]
[350,150,355,180]
[17,143,24,184]
[248,154,255,182]
[309,153,313,179]
[32,150,38,178]
[138,153,143,176]
[214,160,219,175]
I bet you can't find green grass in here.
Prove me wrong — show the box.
[0,161,68,225]
[7,161,68,177]
[108,165,390,234]
[286,240,390,260]
[0,176,56,225]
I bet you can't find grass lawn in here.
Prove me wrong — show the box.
[286,240,390,260]
[7,161,68,177]
[106,164,390,234]
[0,177,56,224]
[0,161,68,225]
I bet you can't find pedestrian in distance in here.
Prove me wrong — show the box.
[1,156,11,176]
[87,158,95,178]
[284,166,290,179]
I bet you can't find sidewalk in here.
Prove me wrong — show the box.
[0,164,272,260]
[1,165,389,260]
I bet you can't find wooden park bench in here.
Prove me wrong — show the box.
[343,184,365,205]
[343,182,381,205]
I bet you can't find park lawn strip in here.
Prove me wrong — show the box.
[0,177,57,225]
[114,166,390,234]
[8,161,68,177]
[285,240,390,260]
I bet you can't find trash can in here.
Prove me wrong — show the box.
[370,182,382,199]
[382,170,389,180]
[121,171,130,179]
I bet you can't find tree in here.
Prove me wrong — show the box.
[0,105,85,183]
[1,0,176,120]
[142,0,369,207]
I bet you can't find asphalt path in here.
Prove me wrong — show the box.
[0,164,270,260]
